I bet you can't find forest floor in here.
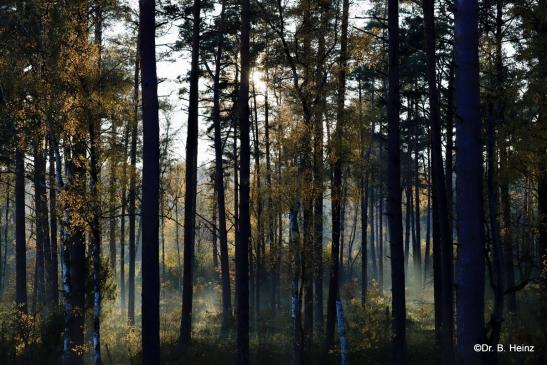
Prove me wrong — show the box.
[0,279,544,364]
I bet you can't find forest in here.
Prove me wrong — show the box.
[0,0,545,364]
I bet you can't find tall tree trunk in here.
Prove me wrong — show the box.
[387,0,406,361]
[90,7,104,363]
[180,0,201,346]
[423,148,432,285]
[446,63,454,242]
[413,130,422,281]
[139,0,161,362]
[251,83,263,323]
[370,184,378,281]
[67,138,87,365]
[47,143,58,308]
[33,142,47,310]
[120,129,128,314]
[454,0,486,361]
[378,189,384,291]
[128,40,139,325]
[494,0,516,315]
[359,75,369,305]
[290,203,303,365]
[15,142,27,313]
[422,0,454,359]
[312,0,329,335]
[211,3,233,331]
[486,105,504,353]
[0,179,10,294]
[324,0,349,358]
[237,0,251,361]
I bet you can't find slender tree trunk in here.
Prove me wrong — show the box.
[0,180,10,294]
[211,3,233,331]
[290,203,303,365]
[180,0,201,346]
[370,184,378,281]
[47,143,58,308]
[237,0,251,361]
[423,0,454,359]
[378,189,384,291]
[312,0,329,335]
[324,0,349,358]
[486,105,504,352]
[387,0,406,361]
[359,75,369,305]
[251,84,264,323]
[139,0,161,362]
[15,142,27,313]
[423,148,432,285]
[454,0,486,361]
[414,130,422,280]
[404,182,411,272]
[128,40,139,325]
[33,142,47,310]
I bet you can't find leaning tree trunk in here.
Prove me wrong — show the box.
[139,0,161,363]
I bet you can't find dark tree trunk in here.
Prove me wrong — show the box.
[423,148,432,285]
[251,84,264,323]
[48,143,58,308]
[370,185,378,281]
[15,143,27,313]
[360,77,369,303]
[446,63,454,242]
[180,0,200,346]
[423,0,454,359]
[378,189,384,291]
[67,139,87,365]
[0,179,10,294]
[290,203,303,365]
[211,3,233,332]
[91,8,104,363]
[312,0,329,335]
[128,42,139,325]
[120,118,130,315]
[237,0,251,361]
[454,0,486,361]
[404,182,411,272]
[325,0,349,358]
[139,0,161,362]
[414,131,422,280]
[361,176,369,304]
[387,0,406,361]
[486,106,504,352]
[33,142,47,310]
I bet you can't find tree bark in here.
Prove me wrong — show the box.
[422,0,454,359]
[237,0,251,361]
[387,0,406,361]
[128,39,139,325]
[324,0,349,358]
[211,3,233,332]
[180,0,201,346]
[15,142,27,313]
[139,0,161,362]
[454,0,486,361]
